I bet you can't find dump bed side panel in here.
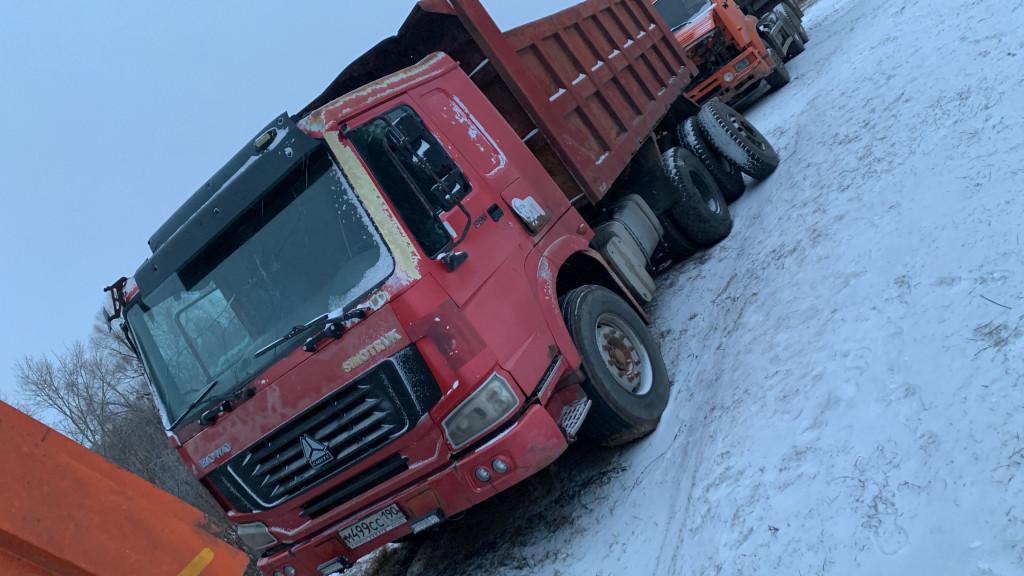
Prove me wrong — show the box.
[443,0,696,203]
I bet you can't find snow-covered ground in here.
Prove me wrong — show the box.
[354,0,1024,573]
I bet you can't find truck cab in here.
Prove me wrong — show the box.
[119,53,592,576]
[654,0,802,105]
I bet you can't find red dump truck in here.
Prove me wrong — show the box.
[106,0,779,574]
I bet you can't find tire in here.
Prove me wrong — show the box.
[760,32,784,58]
[780,3,809,43]
[677,117,745,203]
[696,98,779,181]
[653,215,699,266]
[560,285,670,446]
[662,147,733,247]
[785,31,805,59]
[765,48,791,90]
[783,0,804,20]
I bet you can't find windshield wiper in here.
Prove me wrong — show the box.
[253,314,329,359]
[168,379,218,430]
[255,307,371,359]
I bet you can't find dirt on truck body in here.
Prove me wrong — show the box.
[106,1,783,574]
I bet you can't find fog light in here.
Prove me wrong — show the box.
[318,556,349,576]
[236,521,278,551]
[492,458,509,474]
[475,467,492,482]
[284,568,297,576]
[410,510,445,533]
[724,72,735,82]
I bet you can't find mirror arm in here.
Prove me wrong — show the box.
[451,200,472,248]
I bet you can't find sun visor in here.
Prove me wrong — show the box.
[134,114,322,295]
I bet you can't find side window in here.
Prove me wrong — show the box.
[348,105,471,257]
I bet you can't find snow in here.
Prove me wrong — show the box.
[352,0,1024,574]
[469,58,490,78]
[451,95,508,176]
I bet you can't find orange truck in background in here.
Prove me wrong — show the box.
[653,0,807,106]
[0,401,249,576]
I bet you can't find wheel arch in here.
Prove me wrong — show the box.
[554,250,648,323]
[527,223,652,389]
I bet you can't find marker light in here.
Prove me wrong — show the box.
[475,467,492,482]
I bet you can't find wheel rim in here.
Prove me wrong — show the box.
[690,167,722,214]
[727,112,768,152]
[594,312,653,396]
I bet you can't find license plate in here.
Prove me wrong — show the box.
[338,504,407,548]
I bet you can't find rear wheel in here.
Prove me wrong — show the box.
[765,48,791,90]
[785,31,805,59]
[560,285,669,446]
[696,98,779,181]
[662,147,733,247]
[760,32,784,57]
[781,3,809,43]
[677,118,745,203]
[652,215,699,266]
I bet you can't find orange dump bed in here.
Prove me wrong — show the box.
[0,401,249,576]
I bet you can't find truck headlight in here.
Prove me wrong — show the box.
[442,373,519,449]
[236,521,278,551]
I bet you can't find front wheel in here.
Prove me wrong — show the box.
[765,48,791,90]
[561,286,670,446]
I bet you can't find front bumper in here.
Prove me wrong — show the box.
[258,403,569,575]
[686,46,772,105]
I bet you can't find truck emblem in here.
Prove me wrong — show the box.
[199,443,232,468]
[300,435,334,469]
[342,329,402,373]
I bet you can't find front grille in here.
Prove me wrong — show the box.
[301,454,409,518]
[211,345,441,510]
[685,29,743,90]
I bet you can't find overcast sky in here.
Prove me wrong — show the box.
[0,0,583,401]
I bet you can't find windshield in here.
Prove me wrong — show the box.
[127,148,394,427]
[653,0,711,30]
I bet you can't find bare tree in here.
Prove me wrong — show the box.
[15,341,138,453]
